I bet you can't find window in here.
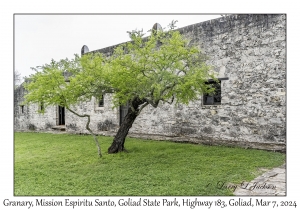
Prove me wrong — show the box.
[20,105,24,114]
[203,80,222,105]
[203,77,228,105]
[98,95,104,107]
[94,95,105,111]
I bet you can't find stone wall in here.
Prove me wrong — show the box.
[129,14,286,151]
[14,85,57,131]
[14,14,286,151]
[65,94,119,134]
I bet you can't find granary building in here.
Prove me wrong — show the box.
[14,14,286,152]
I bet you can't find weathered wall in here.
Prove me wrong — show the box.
[65,94,119,134]
[14,85,57,131]
[14,14,286,151]
[129,14,286,151]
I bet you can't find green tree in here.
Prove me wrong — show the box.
[24,54,108,157]
[24,22,216,155]
[100,22,216,153]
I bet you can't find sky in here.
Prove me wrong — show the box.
[15,14,221,81]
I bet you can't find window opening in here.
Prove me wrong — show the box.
[203,80,221,105]
[98,95,104,107]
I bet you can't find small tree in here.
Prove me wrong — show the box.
[24,54,108,157]
[98,22,216,153]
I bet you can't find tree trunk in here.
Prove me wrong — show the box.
[108,97,146,153]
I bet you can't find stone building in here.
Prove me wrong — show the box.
[14,14,286,152]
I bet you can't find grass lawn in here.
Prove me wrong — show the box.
[14,132,285,196]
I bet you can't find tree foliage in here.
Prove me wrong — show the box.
[24,55,105,157]
[104,25,215,111]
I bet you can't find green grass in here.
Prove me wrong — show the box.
[14,132,285,196]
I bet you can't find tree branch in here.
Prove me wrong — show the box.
[136,102,149,115]
[160,81,177,97]
[144,98,158,108]
[176,69,187,76]
[66,107,102,157]
[161,95,175,104]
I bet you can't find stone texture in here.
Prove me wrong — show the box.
[14,85,57,131]
[14,14,286,151]
[65,94,119,134]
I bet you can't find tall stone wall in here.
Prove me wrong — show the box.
[128,14,286,151]
[14,14,286,151]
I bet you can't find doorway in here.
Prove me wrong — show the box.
[58,106,65,125]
